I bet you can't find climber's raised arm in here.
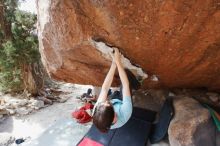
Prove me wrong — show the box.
[97,61,116,102]
[114,48,131,98]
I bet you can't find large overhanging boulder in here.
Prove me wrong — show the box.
[37,0,220,91]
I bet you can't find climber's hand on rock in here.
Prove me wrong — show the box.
[113,48,121,64]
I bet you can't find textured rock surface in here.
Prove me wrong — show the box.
[37,0,220,90]
[168,97,216,146]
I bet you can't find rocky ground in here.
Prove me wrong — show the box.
[0,83,220,146]
[0,83,95,146]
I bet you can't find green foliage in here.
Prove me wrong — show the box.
[0,0,40,92]
[3,0,17,22]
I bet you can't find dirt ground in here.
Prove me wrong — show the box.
[0,83,95,146]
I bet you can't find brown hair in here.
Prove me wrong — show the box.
[93,101,114,133]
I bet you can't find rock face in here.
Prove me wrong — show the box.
[37,0,220,91]
[168,97,216,146]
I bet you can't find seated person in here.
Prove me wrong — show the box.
[80,88,97,102]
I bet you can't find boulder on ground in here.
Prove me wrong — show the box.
[168,97,216,146]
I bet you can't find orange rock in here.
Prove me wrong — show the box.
[37,0,220,91]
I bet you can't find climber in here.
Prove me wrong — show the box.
[92,48,140,133]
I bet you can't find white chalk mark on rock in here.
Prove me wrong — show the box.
[90,39,148,80]
[151,75,159,82]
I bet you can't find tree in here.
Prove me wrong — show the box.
[0,0,44,95]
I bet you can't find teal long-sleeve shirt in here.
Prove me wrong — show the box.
[110,96,132,129]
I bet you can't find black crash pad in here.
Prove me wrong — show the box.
[110,118,151,146]
[149,98,174,143]
[77,107,156,146]
[132,107,156,123]
[85,125,116,146]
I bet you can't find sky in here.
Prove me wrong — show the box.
[18,0,37,14]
